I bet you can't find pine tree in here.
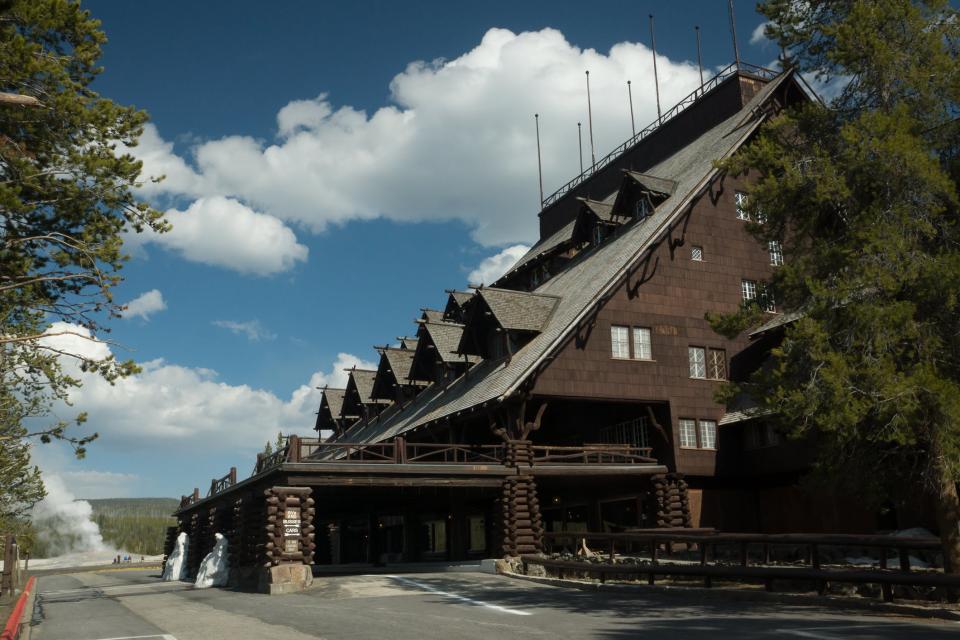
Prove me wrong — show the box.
[0,0,167,521]
[712,0,960,571]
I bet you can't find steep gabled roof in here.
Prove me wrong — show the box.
[315,387,346,432]
[476,287,559,332]
[383,346,426,386]
[420,320,472,364]
[624,171,678,197]
[443,290,475,323]
[577,197,615,222]
[328,70,801,447]
[398,336,419,350]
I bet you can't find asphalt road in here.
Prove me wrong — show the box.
[27,568,960,639]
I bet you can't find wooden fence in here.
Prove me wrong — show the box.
[526,530,958,602]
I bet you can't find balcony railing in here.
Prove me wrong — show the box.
[250,436,655,475]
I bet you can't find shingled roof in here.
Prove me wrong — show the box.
[475,287,559,332]
[577,197,616,222]
[314,387,347,432]
[326,70,801,448]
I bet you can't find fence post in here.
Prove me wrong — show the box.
[648,538,657,585]
[701,543,712,588]
[899,548,911,572]
[288,435,301,463]
[879,551,893,602]
[395,436,407,463]
[229,467,237,485]
[812,543,825,595]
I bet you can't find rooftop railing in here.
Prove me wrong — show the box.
[540,61,779,209]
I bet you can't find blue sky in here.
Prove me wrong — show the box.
[37,0,781,499]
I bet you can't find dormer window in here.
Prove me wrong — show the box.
[634,196,652,219]
[592,225,605,246]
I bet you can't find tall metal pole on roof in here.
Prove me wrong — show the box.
[695,26,704,87]
[649,14,662,123]
[577,122,584,174]
[585,70,596,168]
[728,0,741,69]
[535,113,544,208]
[627,80,636,137]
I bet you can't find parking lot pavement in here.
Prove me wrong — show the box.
[28,568,960,639]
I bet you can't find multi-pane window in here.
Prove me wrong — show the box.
[735,191,750,220]
[610,325,630,359]
[632,327,652,360]
[679,419,698,448]
[761,286,776,313]
[691,245,703,261]
[741,279,757,302]
[699,420,717,449]
[634,197,652,219]
[708,348,727,380]
[769,240,784,266]
[592,225,605,246]
[688,347,706,379]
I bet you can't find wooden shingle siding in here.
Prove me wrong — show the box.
[533,171,776,476]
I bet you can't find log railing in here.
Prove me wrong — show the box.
[208,467,237,497]
[532,444,655,465]
[251,437,658,475]
[179,487,200,510]
[531,530,951,602]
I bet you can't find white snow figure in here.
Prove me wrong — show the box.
[161,532,189,581]
[194,533,230,589]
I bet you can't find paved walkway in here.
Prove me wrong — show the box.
[28,568,960,639]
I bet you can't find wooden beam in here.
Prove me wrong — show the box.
[0,92,40,107]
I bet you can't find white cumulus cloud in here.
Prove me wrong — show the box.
[128,196,308,276]
[39,323,376,457]
[121,289,166,321]
[467,244,530,285]
[211,319,277,342]
[129,28,702,247]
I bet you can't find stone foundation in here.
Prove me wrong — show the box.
[258,564,313,595]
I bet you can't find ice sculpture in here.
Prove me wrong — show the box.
[161,531,188,581]
[194,532,229,588]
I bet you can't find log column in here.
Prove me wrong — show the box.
[263,486,315,566]
[500,440,543,557]
[652,473,692,528]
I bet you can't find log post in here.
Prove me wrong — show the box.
[879,552,893,602]
[499,440,542,557]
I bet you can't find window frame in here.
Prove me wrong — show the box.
[741,279,757,302]
[691,245,703,262]
[632,327,652,361]
[699,419,717,450]
[735,191,750,220]
[768,240,784,266]
[610,325,630,359]
[708,348,727,380]
[678,418,698,449]
[688,346,706,379]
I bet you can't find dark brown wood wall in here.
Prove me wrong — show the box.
[532,171,776,477]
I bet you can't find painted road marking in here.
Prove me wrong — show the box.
[87,635,177,640]
[776,623,925,639]
[384,575,532,616]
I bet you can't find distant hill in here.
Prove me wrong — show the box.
[86,497,179,518]
[87,497,178,557]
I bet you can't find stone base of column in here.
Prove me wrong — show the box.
[257,564,314,595]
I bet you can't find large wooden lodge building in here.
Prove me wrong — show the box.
[171,63,932,583]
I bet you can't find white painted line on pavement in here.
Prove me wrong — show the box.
[776,624,918,639]
[88,635,177,640]
[384,575,532,616]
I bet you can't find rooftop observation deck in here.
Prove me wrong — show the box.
[177,436,666,513]
[539,61,779,210]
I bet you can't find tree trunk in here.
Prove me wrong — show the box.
[931,457,960,581]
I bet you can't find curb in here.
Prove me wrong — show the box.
[500,571,960,622]
[1,576,36,640]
